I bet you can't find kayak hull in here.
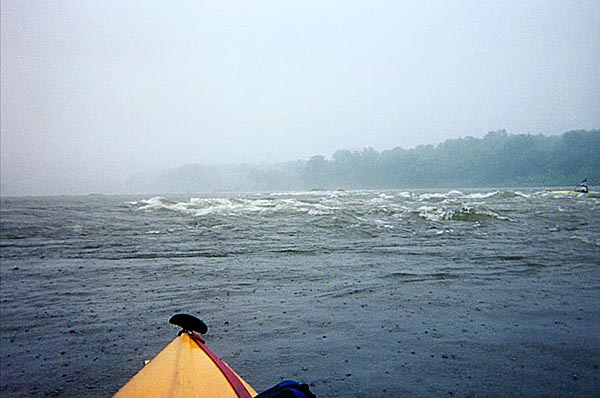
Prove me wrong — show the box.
[549,190,589,195]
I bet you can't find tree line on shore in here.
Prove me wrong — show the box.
[130,129,599,193]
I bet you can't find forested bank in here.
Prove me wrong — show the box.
[299,129,599,189]
[130,130,599,193]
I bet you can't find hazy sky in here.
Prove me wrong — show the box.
[2,0,599,195]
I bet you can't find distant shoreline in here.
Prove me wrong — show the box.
[0,186,592,200]
[1,130,598,197]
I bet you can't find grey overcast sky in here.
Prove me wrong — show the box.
[1,0,599,195]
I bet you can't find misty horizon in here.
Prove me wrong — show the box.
[1,129,598,196]
[2,1,599,196]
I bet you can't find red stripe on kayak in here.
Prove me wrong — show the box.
[190,333,253,398]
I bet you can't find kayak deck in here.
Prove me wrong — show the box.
[113,332,257,398]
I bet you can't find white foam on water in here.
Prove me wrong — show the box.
[419,190,465,201]
[466,191,499,199]
[417,206,451,222]
[134,195,342,218]
[132,189,523,227]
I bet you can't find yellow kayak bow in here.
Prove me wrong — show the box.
[113,314,257,398]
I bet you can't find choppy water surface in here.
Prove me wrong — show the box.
[1,189,599,397]
[2,189,598,263]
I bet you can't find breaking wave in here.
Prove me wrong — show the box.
[416,204,513,222]
[130,190,521,229]
[132,196,339,217]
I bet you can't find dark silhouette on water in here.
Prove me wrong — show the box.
[574,178,589,193]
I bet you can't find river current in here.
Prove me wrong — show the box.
[1,189,599,397]
[2,189,598,263]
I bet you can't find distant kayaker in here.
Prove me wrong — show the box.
[574,179,589,193]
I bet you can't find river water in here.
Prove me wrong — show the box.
[1,189,599,397]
